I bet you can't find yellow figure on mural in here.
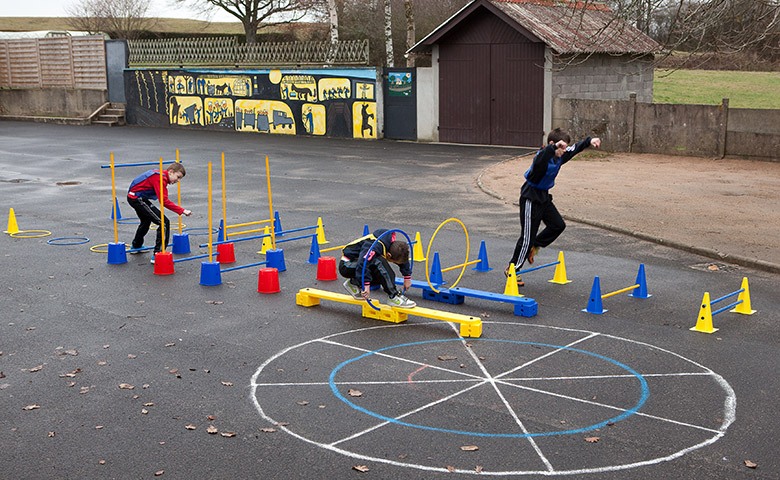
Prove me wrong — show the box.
[353,102,376,139]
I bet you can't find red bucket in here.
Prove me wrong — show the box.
[153,252,175,276]
[257,267,280,294]
[217,242,236,264]
[316,256,337,281]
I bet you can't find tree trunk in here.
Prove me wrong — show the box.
[404,0,415,67]
[326,0,339,65]
[384,0,394,67]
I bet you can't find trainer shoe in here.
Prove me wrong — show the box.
[343,279,362,299]
[388,294,416,309]
[504,265,525,287]
[150,257,155,265]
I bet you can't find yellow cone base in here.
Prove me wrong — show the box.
[549,251,572,284]
[5,208,20,234]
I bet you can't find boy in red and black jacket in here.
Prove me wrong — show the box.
[127,163,192,258]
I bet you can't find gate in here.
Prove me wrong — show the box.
[383,68,416,140]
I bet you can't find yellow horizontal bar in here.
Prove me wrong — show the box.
[440,258,480,273]
[601,284,639,299]
[228,227,265,237]
[225,218,271,229]
[320,243,347,253]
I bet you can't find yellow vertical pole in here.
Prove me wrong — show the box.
[159,157,165,253]
[265,155,276,250]
[221,152,228,240]
[110,152,119,244]
[207,162,213,262]
[176,149,183,234]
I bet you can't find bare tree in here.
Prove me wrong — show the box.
[173,0,322,44]
[404,0,415,66]
[65,0,157,39]
[384,0,394,66]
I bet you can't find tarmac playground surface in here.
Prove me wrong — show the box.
[1,122,779,479]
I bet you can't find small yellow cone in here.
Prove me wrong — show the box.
[412,231,426,262]
[549,251,572,284]
[731,277,757,315]
[5,208,20,235]
[503,263,523,297]
[316,217,329,244]
[258,226,273,254]
[690,292,719,334]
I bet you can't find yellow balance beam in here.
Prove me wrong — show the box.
[295,288,482,338]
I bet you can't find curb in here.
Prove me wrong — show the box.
[476,158,780,276]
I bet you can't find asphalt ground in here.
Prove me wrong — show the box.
[1,121,778,479]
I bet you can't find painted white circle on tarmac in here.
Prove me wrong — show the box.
[251,322,735,475]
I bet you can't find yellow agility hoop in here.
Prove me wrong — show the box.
[9,229,52,239]
[424,217,470,294]
[90,243,110,253]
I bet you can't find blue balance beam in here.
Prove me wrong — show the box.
[397,279,537,318]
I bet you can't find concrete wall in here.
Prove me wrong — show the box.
[552,54,655,103]
[553,96,780,160]
[0,88,107,118]
[106,40,128,104]
[416,67,437,142]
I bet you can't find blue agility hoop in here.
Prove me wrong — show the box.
[47,236,90,246]
[360,229,414,311]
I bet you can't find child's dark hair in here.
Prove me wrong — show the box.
[167,162,186,177]
[388,241,410,264]
[547,128,571,144]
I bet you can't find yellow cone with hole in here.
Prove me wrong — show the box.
[316,217,328,244]
[690,292,718,334]
[731,277,757,315]
[549,251,572,284]
[5,208,19,235]
[503,263,522,297]
[258,226,273,255]
[412,231,426,262]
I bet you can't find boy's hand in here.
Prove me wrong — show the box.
[403,278,412,292]
[591,138,601,149]
[183,209,192,216]
[361,286,371,300]
[554,140,568,157]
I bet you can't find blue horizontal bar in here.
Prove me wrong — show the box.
[710,288,743,306]
[275,233,316,244]
[712,299,742,316]
[516,261,559,275]
[220,260,268,273]
[101,160,177,168]
[173,253,212,263]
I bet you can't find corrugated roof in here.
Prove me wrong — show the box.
[410,0,660,55]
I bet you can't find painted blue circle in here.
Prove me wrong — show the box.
[329,338,649,438]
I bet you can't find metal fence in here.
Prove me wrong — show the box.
[127,37,370,68]
[0,36,107,89]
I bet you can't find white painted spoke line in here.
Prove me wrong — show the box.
[494,332,601,380]
[329,380,488,447]
[501,372,716,381]
[318,338,486,380]
[255,378,484,387]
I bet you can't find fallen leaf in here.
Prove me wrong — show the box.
[206,300,223,305]
[103,345,110,349]
[460,445,479,451]
[80,386,90,394]
[296,400,309,406]
[437,355,457,361]
[144,402,154,407]
[119,383,135,390]
[97,361,107,366]
[141,409,149,415]
[99,460,106,465]
[221,381,233,387]
[207,425,218,434]
[143,384,150,389]
[276,422,289,427]
[220,431,236,437]
[744,460,758,469]
[185,424,197,430]
[164,343,176,347]
[64,349,79,356]
[260,427,276,433]
[475,465,483,473]
[154,470,164,476]
[23,404,40,410]
[128,354,137,359]
[95,425,104,429]
[707,264,720,271]
[0,372,4,379]
[352,465,369,472]
[585,436,600,443]
[447,465,456,472]
[28,365,44,372]
[47,431,55,437]
[347,389,362,397]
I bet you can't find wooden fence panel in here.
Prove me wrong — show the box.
[0,36,106,89]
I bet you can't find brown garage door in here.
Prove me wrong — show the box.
[438,43,491,145]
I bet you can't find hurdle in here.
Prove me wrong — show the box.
[295,288,482,338]
[690,277,756,334]
[516,251,572,284]
[583,264,650,314]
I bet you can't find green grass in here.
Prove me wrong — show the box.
[654,69,780,109]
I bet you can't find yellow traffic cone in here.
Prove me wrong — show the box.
[549,251,572,284]
[4,208,20,235]
[503,263,523,297]
[412,231,426,262]
[316,217,329,244]
[258,226,273,254]
[731,277,757,315]
[690,292,718,334]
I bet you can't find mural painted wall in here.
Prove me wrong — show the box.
[126,68,379,140]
